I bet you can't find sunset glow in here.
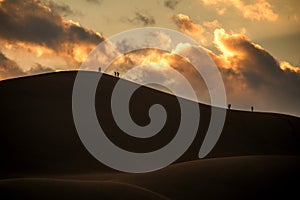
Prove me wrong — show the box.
[1,1,300,198]
[280,61,300,73]
[140,51,173,70]
[112,49,175,72]
[0,0,299,116]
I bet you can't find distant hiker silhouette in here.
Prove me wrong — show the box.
[114,71,120,77]
[228,104,231,110]
[98,67,101,72]
[251,106,254,112]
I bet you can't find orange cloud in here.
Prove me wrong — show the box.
[171,14,207,45]
[172,14,221,46]
[212,28,254,68]
[109,49,188,74]
[203,20,221,29]
[280,61,300,73]
[105,47,210,102]
[201,0,278,21]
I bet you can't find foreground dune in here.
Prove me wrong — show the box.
[0,179,169,200]
[1,156,299,199]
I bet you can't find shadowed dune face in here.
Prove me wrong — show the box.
[0,156,299,200]
[112,156,300,199]
[95,75,182,153]
[0,71,300,177]
[0,179,169,200]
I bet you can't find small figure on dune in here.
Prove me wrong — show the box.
[228,104,231,110]
[114,71,120,77]
[98,67,101,72]
[251,106,254,112]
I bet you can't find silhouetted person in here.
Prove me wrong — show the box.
[228,104,231,110]
[116,72,120,77]
[98,67,101,72]
[251,106,254,112]
[114,71,117,77]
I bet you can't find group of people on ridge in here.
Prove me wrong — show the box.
[98,67,120,77]
[228,104,254,112]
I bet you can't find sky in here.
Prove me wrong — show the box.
[0,0,299,116]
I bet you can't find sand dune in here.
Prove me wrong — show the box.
[1,156,299,199]
[1,71,300,199]
[116,155,300,199]
[0,179,169,200]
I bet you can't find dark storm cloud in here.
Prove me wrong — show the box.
[164,0,180,10]
[127,12,156,26]
[0,0,104,64]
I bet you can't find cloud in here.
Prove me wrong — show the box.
[0,0,104,66]
[280,61,300,73]
[107,48,211,102]
[0,50,25,80]
[171,14,207,45]
[172,14,222,46]
[86,0,102,4]
[210,28,300,114]
[288,13,299,22]
[42,0,78,16]
[127,12,156,26]
[0,50,54,80]
[164,0,180,10]
[201,0,278,21]
[105,28,300,115]
[26,63,54,74]
[203,19,221,29]
[170,13,300,115]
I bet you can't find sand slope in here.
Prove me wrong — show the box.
[1,156,299,199]
[0,179,169,200]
